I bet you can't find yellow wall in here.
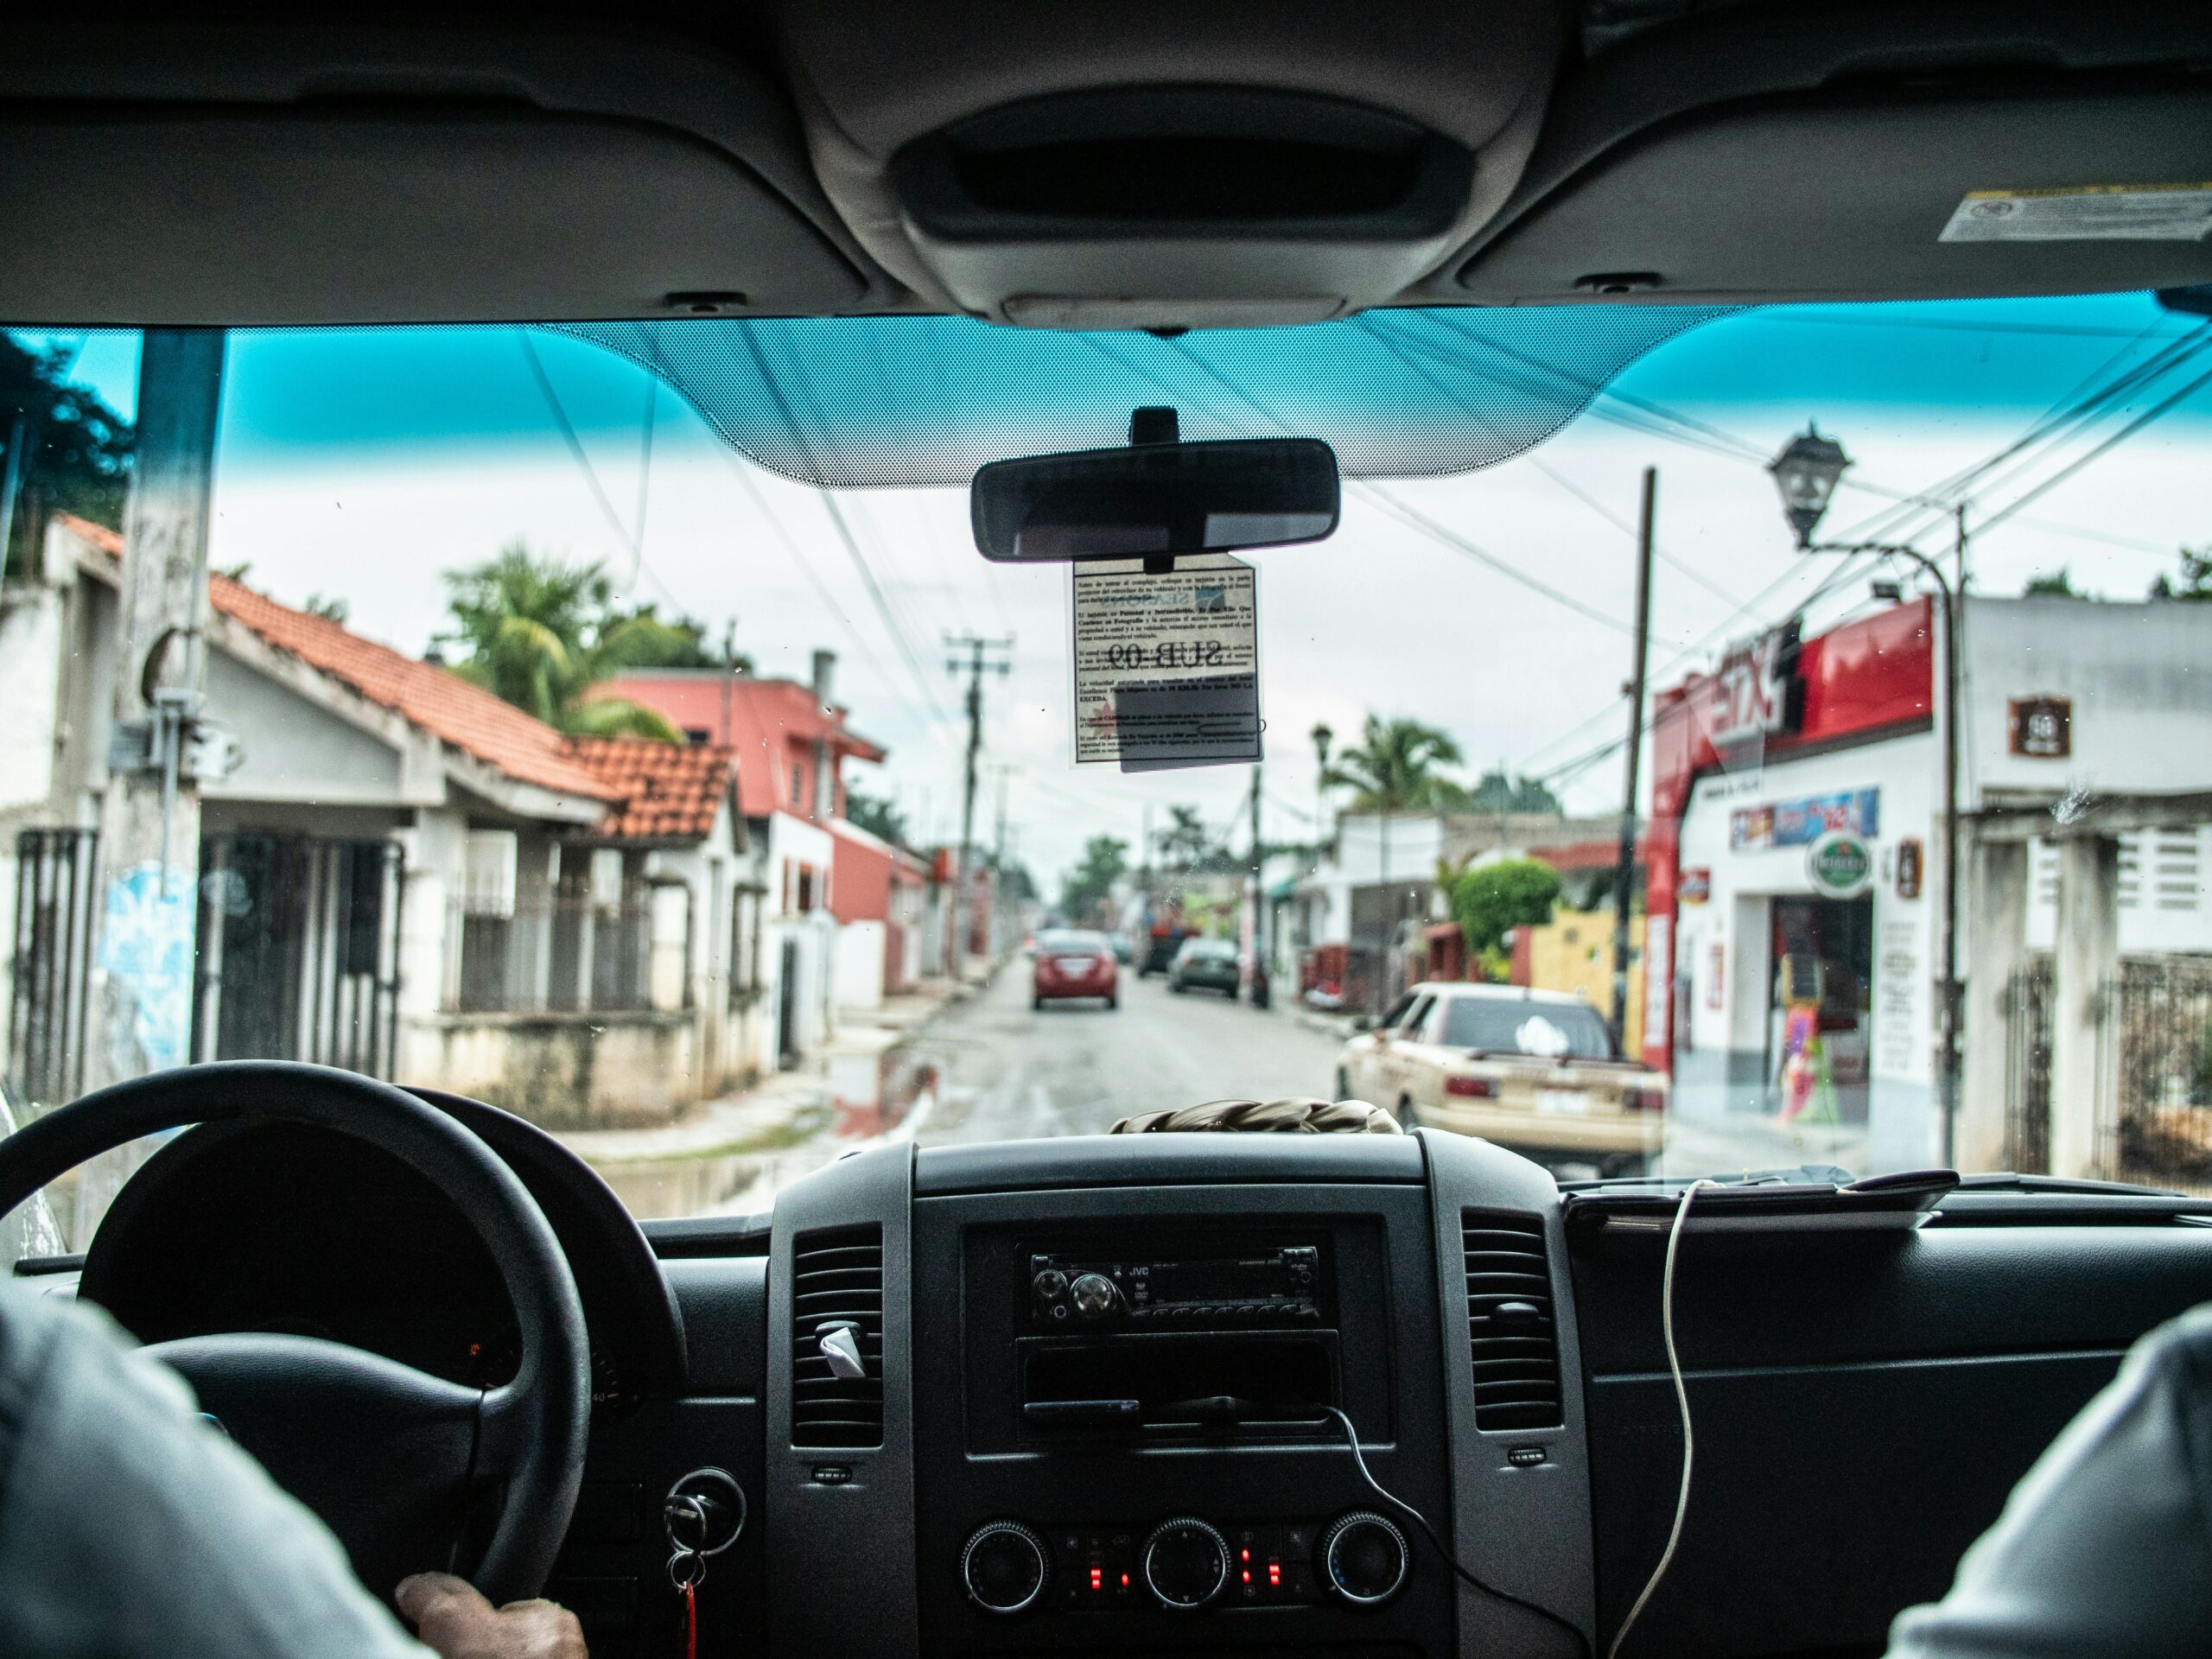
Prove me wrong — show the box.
[1520,910,1644,1056]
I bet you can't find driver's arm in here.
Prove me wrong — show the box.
[1886,1302,2212,1659]
[0,1281,582,1659]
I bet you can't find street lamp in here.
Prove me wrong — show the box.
[1767,427,1962,1169]
[1310,723,1334,842]
[1768,427,1852,548]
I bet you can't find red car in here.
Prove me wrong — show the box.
[1031,928,1119,1010]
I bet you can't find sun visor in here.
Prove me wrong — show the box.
[0,111,865,327]
[1459,87,2212,305]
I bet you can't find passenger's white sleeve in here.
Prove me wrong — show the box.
[0,1284,432,1659]
[1886,1302,2212,1659]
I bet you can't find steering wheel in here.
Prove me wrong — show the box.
[0,1062,590,1606]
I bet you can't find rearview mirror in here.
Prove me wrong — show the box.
[971,436,1339,564]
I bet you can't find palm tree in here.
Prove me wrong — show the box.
[1319,715,1469,811]
[439,543,702,741]
[1321,715,1468,1016]
[1158,804,1216,874]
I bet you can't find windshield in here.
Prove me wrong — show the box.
[4,290,2210,1241]
[1442,999,1615,1061]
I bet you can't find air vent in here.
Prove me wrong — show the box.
[1462,1210,1563,1432]
[791,1224,884,1449]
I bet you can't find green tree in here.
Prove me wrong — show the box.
[2023,568,2082,598]
[1448,858,1563,979]
[1061,836,1130,924]
[304,594,350,625]
[844,786,907,846]
[2149,546,2212,602]
[993,859,1039,906]
[438,543,718,740]
[1157,805,1216,874]
[1468,767,1563,816]
[2,336,133,576]
[1321,715,1470,811]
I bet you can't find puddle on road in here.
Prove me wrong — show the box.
[587,1037,940,1221]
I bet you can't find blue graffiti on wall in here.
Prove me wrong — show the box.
[97,862,197,1073]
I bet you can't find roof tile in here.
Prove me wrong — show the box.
[66,513,620,804]
[564,738,735,842]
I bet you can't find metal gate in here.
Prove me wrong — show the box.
[2113,957,2212,1195]
[192,833,404,1077]
[6,828,99,1109]
[2002,957,2053,1175]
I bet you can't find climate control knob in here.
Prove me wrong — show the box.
[961,1521,1049,1614]
[1068,1272,1119,1320]
[1321,1511,1410,1606]
[1142,1516,1229,1611]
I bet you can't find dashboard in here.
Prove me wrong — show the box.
[52,1099,2212,1659]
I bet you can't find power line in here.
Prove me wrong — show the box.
[1522,452,1747,608]
[815,487,955,727]
[1514,320,2212,773]
[1128,330,1648,635]
[512,328,684,609]
[709,444,925,731]
[1971,357,2212,537]
[1744,310,2207,342]
[1353,483,1638,634]
[630,376,657,593]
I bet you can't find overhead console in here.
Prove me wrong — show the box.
[771,0,1572,327]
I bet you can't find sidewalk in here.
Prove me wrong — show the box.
[555,970,981,1216]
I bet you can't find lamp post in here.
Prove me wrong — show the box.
[1768,428,1962,1169]
[1310,723,1333,1000]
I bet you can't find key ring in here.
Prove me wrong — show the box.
[662,1471,746,1558]
[667,1547,708,1592]
[664,1491,712,1552]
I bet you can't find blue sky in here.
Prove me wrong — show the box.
[12,292,2209,882]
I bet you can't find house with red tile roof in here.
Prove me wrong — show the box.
[594,652,917,1051]
[0,515,770,1126]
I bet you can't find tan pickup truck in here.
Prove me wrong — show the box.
[1334,982,1667,1177]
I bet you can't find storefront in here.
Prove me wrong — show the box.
[1646,591,2212,1177]
[1647,600,1940,1169]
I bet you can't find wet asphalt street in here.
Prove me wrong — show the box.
[910,962,1348,1145]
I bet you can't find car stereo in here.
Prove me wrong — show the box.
[1029,1244,1320,1327]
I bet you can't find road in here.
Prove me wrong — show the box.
[909,965,1347,1145]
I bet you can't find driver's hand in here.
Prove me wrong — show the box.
[397,1573,587,1659]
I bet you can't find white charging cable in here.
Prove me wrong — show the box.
[1605,1179,1714,1659]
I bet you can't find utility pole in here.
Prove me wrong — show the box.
[79,330,226,1228]
[1609,467,1657,1057]
[991,762,1012,951]
[944,632,1013,974]
[1248,761,1270,1007]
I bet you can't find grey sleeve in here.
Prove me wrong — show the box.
[0,1287,431,1659]
[1886,1303,2212,1659]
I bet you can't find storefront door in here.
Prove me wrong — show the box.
[1768,895,1875,1122]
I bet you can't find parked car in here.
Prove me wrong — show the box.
[1168,937,1242,996]
[1334,982,1665,1177]
[1031,928,1118,1010]
[1139,926,1186,976]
